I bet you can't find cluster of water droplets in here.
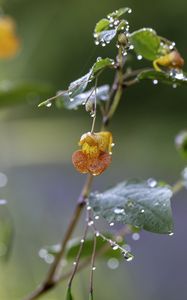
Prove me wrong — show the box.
[94,8,132,47]
[86,203,134,262]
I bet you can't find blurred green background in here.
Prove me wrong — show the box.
[0,0,186,299]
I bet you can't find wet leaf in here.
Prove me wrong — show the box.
[129,28,161,60]
[56,85,110,110]
[94,18,110,33]
[138,69,187,86]
[108,7,132,19]
[92,58,115,75]
[43,235,125,261]
[68,70,93,98]
[0,80,53,107]
[89,180,173,234]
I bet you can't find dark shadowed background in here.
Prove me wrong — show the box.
[0,0,186,299]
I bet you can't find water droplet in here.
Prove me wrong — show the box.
[97,56,102,62]
[80,239,85,243]
[93,33,97,38]
[137,55,143,60]
[124,254,134,262]
[129,45,134,50]
[87,206,91,211]
[147,178,157,188]
[107,258,119,269]
[169,232,174,236]
[70,98,74,102]
[111,143,115,147]
[88,220,94,226]
[132,233,140,241]
[95,231,100,237]
[141,209,145,213]
[45,254,54,264]
[112,245,119,250]
[0,199,7,205]
[114,20,119,26]
[95,41,99,45]
[109,151,112,155]
[90,112,96,118]
[153,79,158,85]
[38,248,47,258]
[73,261,77,265]
[114,208,124,214]
[128,8,132,14]
[92,266,96,271]
[95,215,99,220]
[172,83,177,88]
[110,222,114,227]
[46,102,52,107]
[102,42,106,47]
[122,51,127,56]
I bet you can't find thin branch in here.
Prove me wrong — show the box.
[68,224,89,288]
[89,234,97,300]
[172,180,184,194]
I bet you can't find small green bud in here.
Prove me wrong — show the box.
[175,131,187,158]
[118,33,128,46]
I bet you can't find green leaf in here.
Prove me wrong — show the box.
[68,70,93,98]
[92,58,115,75]
[107,7,132,19]
[138,69,187,86]
[66,287,73,300]
[0,81,53,107]
[89,180,173,234]
[43,235,125,261]
[94,18,110,33]
[175,131,187,158]
[56,85,110,110]
[129,28,161,60]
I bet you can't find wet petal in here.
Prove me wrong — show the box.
[87,152,112,175]
[72,150,89,174]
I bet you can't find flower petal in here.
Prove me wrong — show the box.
[72,150,89,174]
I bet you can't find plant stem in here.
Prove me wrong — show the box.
[172,180,184,194]
[68,224,89,288]
[105,46,124,124]
[89,233,97,300]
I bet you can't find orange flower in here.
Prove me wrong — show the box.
[0,16,20,59]
[72,131,113,176]
[153,50,184,72]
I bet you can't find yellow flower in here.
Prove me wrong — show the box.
[0,16,20,59]
[153,50,184,72]
[72,131,113,176]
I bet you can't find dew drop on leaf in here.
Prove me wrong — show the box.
[147,178,157,188]
[137,55,143,60]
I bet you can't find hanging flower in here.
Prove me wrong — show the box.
[153,50,184,71]
[72,131,113,176]
[0,16,20,59]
